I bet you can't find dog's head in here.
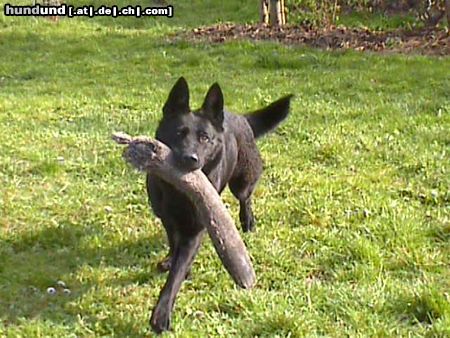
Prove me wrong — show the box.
[155,77,224,172]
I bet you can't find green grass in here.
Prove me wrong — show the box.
[1,1,449,337]
[335,11,419,30]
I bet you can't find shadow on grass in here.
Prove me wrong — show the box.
[387,287,450,327]
[247,313,301,337]
[0,218,166,335]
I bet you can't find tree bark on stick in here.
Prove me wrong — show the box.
[112,132,256,289]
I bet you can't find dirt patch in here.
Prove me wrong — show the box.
[179,23,449,56]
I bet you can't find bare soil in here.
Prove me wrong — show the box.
[179,23,449,56]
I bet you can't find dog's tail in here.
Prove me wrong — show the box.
[245,95,293,139]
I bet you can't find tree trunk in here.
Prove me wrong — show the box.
[260,0,269,24]
[112,132,256,289]
[269,0,283,26]
[446,0,450,26]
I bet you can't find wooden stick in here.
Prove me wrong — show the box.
[112,132,256,289]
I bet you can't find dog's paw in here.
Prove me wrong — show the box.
[242,215,255,233]
[150,306,171,334]
[156,255,172,272]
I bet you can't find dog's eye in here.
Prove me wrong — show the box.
[198,133,210,143]
[176,128,188,138]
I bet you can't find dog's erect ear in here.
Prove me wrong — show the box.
[163,77,190,116]
[202,82,224,129]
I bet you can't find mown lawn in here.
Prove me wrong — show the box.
[0,1,449,337]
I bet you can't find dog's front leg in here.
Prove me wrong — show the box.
[150,232,202,333]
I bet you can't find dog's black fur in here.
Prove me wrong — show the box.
[147,77,292,333]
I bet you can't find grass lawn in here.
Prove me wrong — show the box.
[1,0,449,336]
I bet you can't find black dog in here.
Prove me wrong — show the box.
[147,77,292,333]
